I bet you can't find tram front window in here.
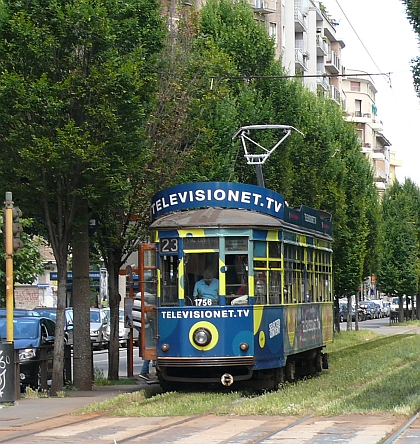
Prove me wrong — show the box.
[185,252,219,306]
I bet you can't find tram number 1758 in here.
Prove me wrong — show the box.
[194,299,214,306]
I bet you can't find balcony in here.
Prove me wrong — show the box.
[361,143,372,154]
[329,85,340,103]
[316,72,330,91]
[372,150,385,161]
[253,0,275,14]
[375,167,389,184]
[295,49,308,71]
[294,9,308,32]
[325,51,340,74]
[316,35,328,56]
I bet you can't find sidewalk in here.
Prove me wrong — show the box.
[0,378,149,428]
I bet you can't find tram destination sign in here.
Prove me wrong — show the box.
[151,182,285,221]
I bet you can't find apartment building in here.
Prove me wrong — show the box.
[342,69,402,192]
[250,0,400,192]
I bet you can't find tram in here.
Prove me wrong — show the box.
[138,181,333,390]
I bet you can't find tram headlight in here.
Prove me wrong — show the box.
[193,327,212,347]
[161,343,170,352]
[239,342,249,352]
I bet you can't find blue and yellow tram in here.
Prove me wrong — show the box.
[138,181,333,390]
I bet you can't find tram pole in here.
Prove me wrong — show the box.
[256,165,265,188]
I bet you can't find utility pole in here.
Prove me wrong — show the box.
[4,192,14,342]
[3,191,23,342]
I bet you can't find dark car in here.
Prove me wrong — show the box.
[34,307,74,346]
[339,303,366,322]
[360,301,379,319]
[0,316,56,390]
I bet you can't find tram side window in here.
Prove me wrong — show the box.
[315,250,332,302]
[284,243,304,303]
[284,244,294,304]
[253,241,283,305]
[161,255,179,306]
[226,254,248,298]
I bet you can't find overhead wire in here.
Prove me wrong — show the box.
[333,0,392,86]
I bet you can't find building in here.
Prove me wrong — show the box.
[342,69,402,193]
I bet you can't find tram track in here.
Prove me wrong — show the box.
[382,411,420,444]
[0,403,412,443]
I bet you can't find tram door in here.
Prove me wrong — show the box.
[138,243,158,361]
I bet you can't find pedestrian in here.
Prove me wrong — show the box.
[133,292,151,380]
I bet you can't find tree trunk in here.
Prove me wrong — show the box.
[50,260,67,395]
[334,297,340,333]
[346,295,352,331]
[107,252,121,381]
[72,211,92,390]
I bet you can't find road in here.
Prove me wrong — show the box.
[93,346,145,378]
[340,314,392,331]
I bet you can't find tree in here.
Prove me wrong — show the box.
[402,0,420,96]
[378,179,420,321]
[0,0,165,392]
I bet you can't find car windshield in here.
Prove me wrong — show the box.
[90,311,101,323]
[103,309,124,322]
[0,319,39,340]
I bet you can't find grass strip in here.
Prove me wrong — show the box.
[78,330,420,418]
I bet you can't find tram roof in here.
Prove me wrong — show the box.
[150,208,332,240]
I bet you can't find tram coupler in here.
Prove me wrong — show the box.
[221,373,234,386]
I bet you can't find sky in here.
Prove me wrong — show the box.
[321,0,420,185]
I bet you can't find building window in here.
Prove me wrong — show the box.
[269,22,277,44]
[351,81,361,92]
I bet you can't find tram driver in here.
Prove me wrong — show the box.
[193,269,219,305]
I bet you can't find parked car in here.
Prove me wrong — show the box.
[382,301,391,317]
[359,301,379,319]
[370,299,390,318]
[339,303,366,322]
[0,316,56,390]
[0,308,42,317]
[90,308,108,349]
[102,308,138,347]
[390,296,412,314]
[33,307,74,346]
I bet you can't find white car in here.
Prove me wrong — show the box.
[90,308,108,349]
[103,308,138,347]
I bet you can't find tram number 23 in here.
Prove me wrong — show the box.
[194,299,214,306]
[160,238,179,253]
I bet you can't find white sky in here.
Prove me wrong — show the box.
[321,0,420,185]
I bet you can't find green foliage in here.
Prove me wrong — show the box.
[402,1,420,97]
[93,366,111,386]
[378,179,420,296]
[199,0,275,76]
